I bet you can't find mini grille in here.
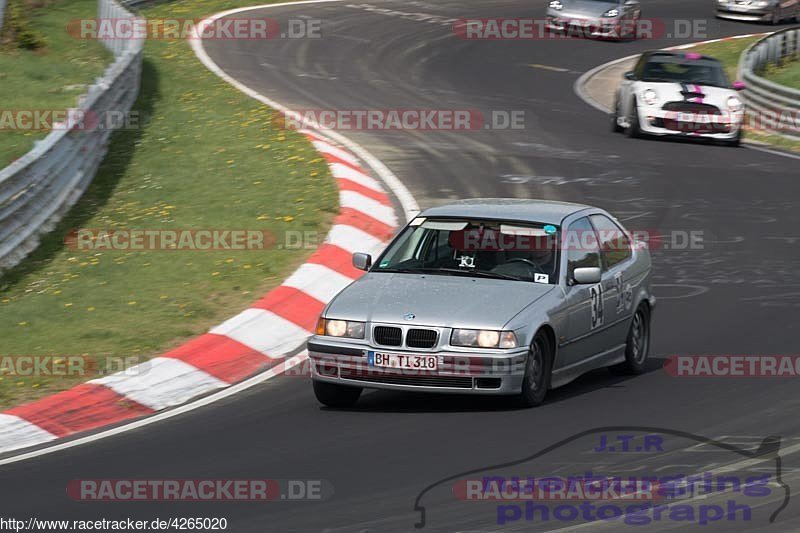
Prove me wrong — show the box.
[406,328,438,348]
[373,326,402,346]
[662,102,721,115]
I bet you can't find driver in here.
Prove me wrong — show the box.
[529,246,555,272]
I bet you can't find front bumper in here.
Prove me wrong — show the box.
[545,12,625,38]
[635,105,744,139]
[715,6,773,22]
[308,339,528,395]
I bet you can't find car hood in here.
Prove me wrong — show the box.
[325,273,556,330]
[561,0,619,17]
[637,81,736,107]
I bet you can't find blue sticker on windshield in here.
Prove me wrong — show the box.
[544,225,557,234]
[379,260,390,268]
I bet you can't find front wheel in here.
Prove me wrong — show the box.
[724,129,742,147]
[612,97,624,133]
[520,332,552,407]
[627,100,642,138]
[313,380,362,408]
[610,304,651,375]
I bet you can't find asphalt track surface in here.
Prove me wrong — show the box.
[2,1,800,532]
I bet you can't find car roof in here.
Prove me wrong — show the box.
[642,50,720,64]
[418,198,593,226]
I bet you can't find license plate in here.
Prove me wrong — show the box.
[368,351,438,371]
[677,112,713,123]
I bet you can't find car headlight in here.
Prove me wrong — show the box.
[643,89,659,106]
[603,8,620,17]
[549,1,564,10]
[727,95,743,112]
[754,0,769,7]
[316,318,365,339]
[451,329,518,348]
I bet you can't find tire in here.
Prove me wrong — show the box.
[609,304,651,375]
[724,129,742,147]
[612,97,624,133]
[519,332,553,408]
[627,99,642,138]
[313,379,362,408]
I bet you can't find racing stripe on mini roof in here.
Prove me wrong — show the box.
[0,127,400,456]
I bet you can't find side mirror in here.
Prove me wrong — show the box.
[573,267,602,285]
[624,71,636,81]
[352,252,372,271]
[733,80,746,91]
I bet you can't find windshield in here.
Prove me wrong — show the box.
[640,57,730,88]
[373,218,560,283]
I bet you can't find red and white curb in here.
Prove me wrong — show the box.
[0,1,419,461]
[0,129,401,456]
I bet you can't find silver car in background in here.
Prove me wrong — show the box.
[308,199,655,408]
[546,0,642,39]
[715,0,799,24]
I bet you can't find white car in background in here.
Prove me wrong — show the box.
[716,0,799,24]
[612,51,746,146]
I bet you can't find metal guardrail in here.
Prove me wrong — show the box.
[738,27,800,140]
[0,0,144,271]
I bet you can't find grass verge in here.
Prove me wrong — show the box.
[0,0,339,408]
[0,0,112,165]
[762,57,800,88]
[682,36,800,154]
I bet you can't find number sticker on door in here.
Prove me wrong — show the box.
[590,283,604,329]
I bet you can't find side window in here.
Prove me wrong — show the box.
[633,54,647,79]
[589,215,632,269]
[566,217,601,278]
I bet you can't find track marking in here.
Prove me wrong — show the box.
[528,63,571,73]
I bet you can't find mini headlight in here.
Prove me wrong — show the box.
[727,95,743,112]
[643,89,659,106]
[451,329,518,348]
[316,318,365,339]
[603,8,620,17]
[549,1,564,10]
